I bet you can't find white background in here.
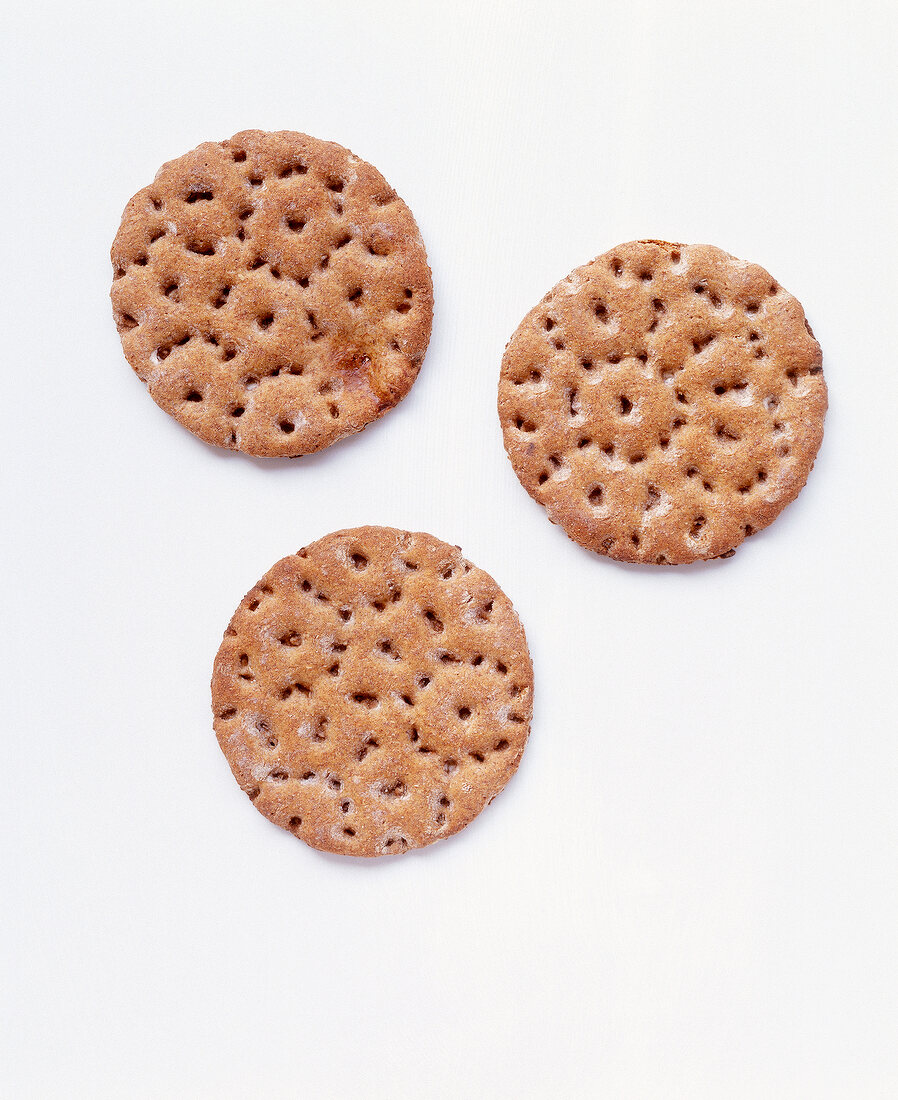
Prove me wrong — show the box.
[3,1,897,1096]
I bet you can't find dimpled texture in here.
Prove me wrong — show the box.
[111,130,433,456]
[499,241,827,564]
[211,528,533,857]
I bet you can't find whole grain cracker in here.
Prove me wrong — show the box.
[499,241,826,563]
[211,527,533,857]
[111,130,433,456]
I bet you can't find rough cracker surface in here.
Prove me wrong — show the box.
[211,528,533,857]
[111,130,433,456]
[499,241,827,563]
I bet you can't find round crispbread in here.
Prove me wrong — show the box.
[499,241,826,563]
[112,130,432,456]
[211,528,533,857]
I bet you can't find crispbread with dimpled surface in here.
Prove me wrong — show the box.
[111,130,432,456]
[499,241,826,563]
[211,527,533,857]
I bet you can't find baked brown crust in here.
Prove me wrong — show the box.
[211,528,533,857]
[111,130,433,456]
[498,241,827,563]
